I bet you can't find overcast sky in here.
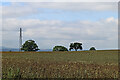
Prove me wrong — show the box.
[1,2,118,50]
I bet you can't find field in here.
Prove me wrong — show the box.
[2,50,119,79]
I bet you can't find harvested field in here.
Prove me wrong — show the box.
[2,50,118,79]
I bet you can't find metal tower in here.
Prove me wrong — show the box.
[19,28,22,51]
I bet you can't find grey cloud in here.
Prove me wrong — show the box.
[2,17,118,49]
[26,2,118,11]
[1,2,118,19]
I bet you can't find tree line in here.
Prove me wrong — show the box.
[21,40,96,52]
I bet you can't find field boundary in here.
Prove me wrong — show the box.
[0,49,119,54]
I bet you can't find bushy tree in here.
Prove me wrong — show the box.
[21,40,39,51]
[69,42,82,51]
[53,46,68,51]
[89,47,96,50]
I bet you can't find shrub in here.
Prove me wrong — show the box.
[89,47,96,50]
[53,46,68,51]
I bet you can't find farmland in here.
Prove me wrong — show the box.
[2,50,119,79]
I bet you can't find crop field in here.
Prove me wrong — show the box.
[1,50,119,79]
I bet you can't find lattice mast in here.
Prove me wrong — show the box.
[19,28,22,51]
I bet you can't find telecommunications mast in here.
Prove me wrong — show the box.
[19,28,22,51]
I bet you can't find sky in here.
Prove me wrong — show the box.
[1,2,118,50]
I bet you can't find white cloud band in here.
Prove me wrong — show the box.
[2,0,120,2]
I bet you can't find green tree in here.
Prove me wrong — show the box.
[53,46,68,51]
[21,40,39,51]
[89,47,96,50]
[69,42,82,51]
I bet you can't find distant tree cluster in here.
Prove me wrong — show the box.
[89,47,96,50]
[69,42,82,51]
[21,40,39,51]
[21,40,96,52]
[53,46,68,51]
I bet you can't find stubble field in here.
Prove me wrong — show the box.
[1,50,119,79]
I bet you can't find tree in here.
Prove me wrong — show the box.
[69,42,82,51]
[53,46,68,51]
[89,47,96,50]
[21,40,39,51]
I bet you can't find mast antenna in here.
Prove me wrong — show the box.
[19,28,22,51]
